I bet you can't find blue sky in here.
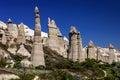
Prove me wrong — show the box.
[0,0,120,49]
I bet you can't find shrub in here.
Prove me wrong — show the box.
[0,58,7,68]
[10,54,26,69]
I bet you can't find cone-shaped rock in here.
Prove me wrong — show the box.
[31,7,45,67]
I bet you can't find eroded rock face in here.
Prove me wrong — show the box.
[17,44,30,57]
[0,30,7,44]
[17,23,26,44]
[0,48,10,59]
[7,19,18,39]
[108,44,115,64]
[21,58,32,68]
[68,26,83,61]
[47,18,68,58]
[87,40,96,59]
[31,7,45,67]
[47,18,59,51]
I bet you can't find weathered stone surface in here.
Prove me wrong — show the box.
[17,23,26,44]
[7,47,17,55]
[0,73,19,80]
[7,19,18,38]
[87,40,96,59]
[47,18,59,51]
[47,17,67,57]
[31,7,45,67]
[0,29,7,44]
[21,58,32,68]
[68,26,83,61]
[108,44,115,64]
[17,44,30,57]
[0,48,10,59]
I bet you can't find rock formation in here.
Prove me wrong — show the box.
[7,19,18,38]
[87,40,96,59]
[17,44,30,57]
[68,26,83,61]
[108,44,115,64]
[0,47,10,60]
[47,18,67,57]
[17,23,26,44]
[47,18,59,51]
[77,32,85,62]
[31,7,45,67]
[0,29,7,44]
[21,58,32,68]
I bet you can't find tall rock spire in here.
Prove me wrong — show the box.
[47,17,67,57]
[68,26,83,61]
[7,18,18,38]
[69,26,78,61]
[7,18,13,31]
[77,32,84,62]
[31,7,45,67]
[87,40,96,59]
[108,44,115,64]
[34,6,41,37]
[47,17,59,50]
[17,23,26,44]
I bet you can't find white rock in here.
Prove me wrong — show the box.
[33,75,40,80]
[0,21,7,29]
[17,45,31,57]
[0,74,19,80]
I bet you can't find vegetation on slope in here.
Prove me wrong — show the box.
[0,43,120,80]
[10,53,26,68]
[0,58,7,68]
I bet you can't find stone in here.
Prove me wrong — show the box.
[31,7,45,67]
[87,40,96,59]
[7,19,18,38]
[17,23,26,44]
[77,32,85,62]
[108,44,115,64]
[68,26,83,61]
[47,17,67,57]
[21,58,32,68]
[0,29,7,44]
[47,18,59,51]
[17,44,30,57]
[0,48,10,60]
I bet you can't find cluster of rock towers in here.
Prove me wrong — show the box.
[0,6,120,68]
[31,7,68,67]
[68,26,120,64]
[31,7,120,67]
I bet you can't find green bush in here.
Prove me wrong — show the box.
[11,54,26,62]
[0,58,7,68]
[10,54,26,69]
[14,62,22,69]
[35,65,45,70]
[52,69,83,80]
